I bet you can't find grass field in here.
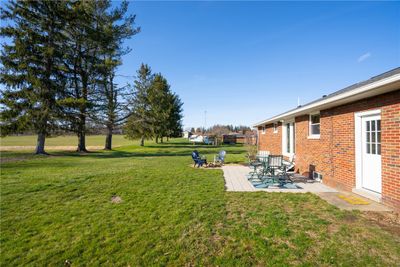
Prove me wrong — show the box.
[1,134,132,148]
[1,139,399,265]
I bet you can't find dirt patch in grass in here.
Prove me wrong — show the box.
[188,164,222,169]
[1,156,31,163]
[361,211,400,236]
[111,195,122,203]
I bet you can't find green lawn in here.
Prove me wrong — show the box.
[1,139,399,266]
[0,134,132,147]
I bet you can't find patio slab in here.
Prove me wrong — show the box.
[222,165,337,193]
[222,165,393,212]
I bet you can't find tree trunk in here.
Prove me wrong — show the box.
[167,136,169,142]
[104,127,112,150]
[140,136,145,146]
[77,67,88,152]
[35,132,47,155]
[161,137,163,143]
[155,136,158,143]
[77,131,87,152]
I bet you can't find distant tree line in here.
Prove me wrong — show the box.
[0,0,183,154]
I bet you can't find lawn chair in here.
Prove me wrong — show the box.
[191,150,207,168]
[213,150,226,166]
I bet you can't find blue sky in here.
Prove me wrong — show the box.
[117,1,399,129]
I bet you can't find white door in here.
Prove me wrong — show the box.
[360,114,382,193]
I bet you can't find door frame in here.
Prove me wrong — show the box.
[354,109,382,198]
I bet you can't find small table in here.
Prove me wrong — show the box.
[256,155,269,177]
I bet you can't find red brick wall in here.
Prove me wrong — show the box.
[257,90,400,209]
[381,93,400,208]
[294,115,331,178]
[257,123,281,154]
[321,90,400,210]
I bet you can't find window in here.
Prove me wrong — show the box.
[309,113,320,137]
[282,122,295,155]
[286,123,291,152]
[273,123,278,133]
[261,126,266,134]
[366,119,381,155]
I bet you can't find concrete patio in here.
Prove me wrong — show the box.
[222,165,337,193]
[222,165,392,212]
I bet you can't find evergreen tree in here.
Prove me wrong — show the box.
[166,93,183,139]
[94,1,139,150]
[124,64,154,146]
[0,0,68,154]
[148,74,171,143]
[57,0,102,152]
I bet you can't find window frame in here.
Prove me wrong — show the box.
[308,112,321,139]
[261,126,266,134]
[273,122,278,133]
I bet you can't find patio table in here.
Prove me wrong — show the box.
[248,160,263,180]
[252,155,294,188]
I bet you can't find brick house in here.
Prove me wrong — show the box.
[253,68,400,210]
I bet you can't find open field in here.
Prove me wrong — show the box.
[0,135,133,151]
[1,138,399,265]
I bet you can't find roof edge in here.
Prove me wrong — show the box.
[253,68,400,127]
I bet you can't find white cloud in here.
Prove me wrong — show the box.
[358,52,371,62]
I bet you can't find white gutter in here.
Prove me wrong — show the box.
[253,72,400,127]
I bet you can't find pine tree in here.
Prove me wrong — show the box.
[166,93,183,139]
[124,64,154,146]
[0,0,68,154]
[57,0,102,152]
[148,74,170,143]
[94,1,139,150]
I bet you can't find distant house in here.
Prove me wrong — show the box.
[182,131,192,138]
[189,135,213,145]
[223,132,257,145]
[253,68,400,210]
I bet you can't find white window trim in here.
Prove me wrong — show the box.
[273,123,278,133]
[261,126,266,134]
[282,120,295,157]
[308,112,321,139]
[354,109,381,192]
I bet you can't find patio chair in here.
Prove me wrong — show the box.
[267,155,293,185]
[213,150,226,166]
[284,154,296,172]
[257,150,270,157]
[246,153,263,180]
[275,155,295,175]
[191,150,207,168]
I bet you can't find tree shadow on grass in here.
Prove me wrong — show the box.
[146,143,244,149]
[1,143,246,165]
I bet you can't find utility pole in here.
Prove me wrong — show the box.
[204,110,207,134]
